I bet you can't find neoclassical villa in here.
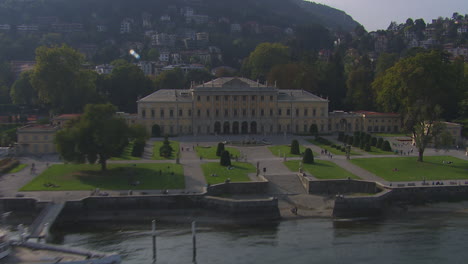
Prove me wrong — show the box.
[15,77,465,155]
[137,77,401,136]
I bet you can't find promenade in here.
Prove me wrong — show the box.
[1,134,467,218]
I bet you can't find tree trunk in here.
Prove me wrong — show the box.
[417,150,424,162]
[100,158,107,171]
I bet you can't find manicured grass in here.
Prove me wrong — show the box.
[152,140,180,160]
[7,163,28,173]
[284,160,360,180]
[268,145,307,158]
[110,141,141,161]
[195,146,240,159]
[366,146,395,155]
[20,163,185,191]
[350,156,468,182]
[201,162,255,184]
[306,139,360,156]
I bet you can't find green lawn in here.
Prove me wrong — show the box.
[350,156,468,182]
[367,146,395,155]
[20,163,185,191]
[306,139,360,156]
[201,162,255,184]
[152,140,180,160]
[110,141,141,161]
[7,163,28,173]
[268,145,307,158]
[195,146,240,159]
[284,160,360,180]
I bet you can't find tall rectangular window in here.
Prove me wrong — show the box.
[206,109,210,117]
[278,109,282,116]
[224,109,228,117]
[304,109,308,116]
[251,109,255,116]
[286,109,290,116]
[179,109,183,117]
[216,109,219,117]
[160,109,164,118]
[151,109,155,118]
[188,109,192,117]
[169,109,174,117]
[295,108,299,116]
[197,109,201,117]
[261,109,264,116]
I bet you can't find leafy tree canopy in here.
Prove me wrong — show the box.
[55,103,129,170]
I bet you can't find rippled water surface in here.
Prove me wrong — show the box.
[53,213,468,264]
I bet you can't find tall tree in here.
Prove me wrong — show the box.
[267,63,318,93]
[10,70,37,105]
[55,103,129,170]
[102,60,153,112]
[243,42,290,81]
[31,45,98,113]
[372,51,455,161]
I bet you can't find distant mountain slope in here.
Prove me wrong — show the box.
[290,0,360,31]
[0,0,359,31]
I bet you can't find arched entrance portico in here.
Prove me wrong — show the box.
[241,121,248,134]
[250,121,257,134]
[339,119,348,132]
[214,122,221,134]
[233,121,239,134]
[223,121,230,134]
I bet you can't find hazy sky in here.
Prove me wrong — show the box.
[309,0,468,31]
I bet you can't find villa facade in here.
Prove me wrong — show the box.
[137,77,330,136]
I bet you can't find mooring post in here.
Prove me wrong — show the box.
[192,221,197,263]
[152,220,157,262]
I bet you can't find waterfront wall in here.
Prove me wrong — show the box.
[297,173,379,195]
[59,194,279,223]
[333,184,468,218]
[0,194,280,224]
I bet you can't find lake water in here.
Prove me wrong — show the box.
[51,211,468,264]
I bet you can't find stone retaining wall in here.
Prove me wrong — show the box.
[1,194,280,224]
[206,181,268,196]
[333,185,468,218]
[297,173,379,195]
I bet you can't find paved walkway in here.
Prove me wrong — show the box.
[1,134,468,207]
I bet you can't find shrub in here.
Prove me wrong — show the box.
[371,137,377,146]
[365,143,371,152]
[382,140,392,151]
[291,139,300,155]
[347,136,353,145]
[303,148,314,164]
[220,150,231,166]
[132,139,146,157]
[159,135,173,158]
[343,134,349,143]
[216,142,225,156]
[360,141,365,149]
[376,138,384,149]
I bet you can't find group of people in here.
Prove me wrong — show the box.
[320,149,333,159]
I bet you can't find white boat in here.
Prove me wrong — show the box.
[0,231,11,259]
